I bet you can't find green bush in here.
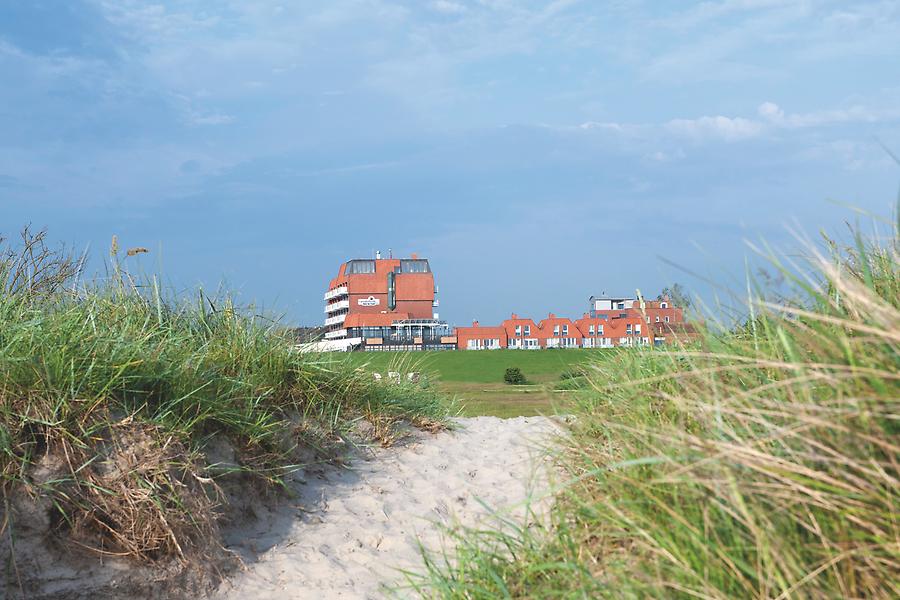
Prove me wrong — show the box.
[503,367,527,385]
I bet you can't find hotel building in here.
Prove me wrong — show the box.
[321,253,456,351]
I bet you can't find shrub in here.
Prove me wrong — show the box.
[503,367,527,385]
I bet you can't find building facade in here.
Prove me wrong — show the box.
[455,294,695,350]
[321,254,455,351]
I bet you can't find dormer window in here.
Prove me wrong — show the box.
[661,302,668,308]
[553,325,560,336]
[515,325,521,336]
[524,325,530,336]
[562,325,568,336]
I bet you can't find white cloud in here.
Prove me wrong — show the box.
[430,1,468,15]
[665,115,764,141]
[757,101,900,128]
[575,100,900,146]
[757,101,784,120]
[192,113,235,125]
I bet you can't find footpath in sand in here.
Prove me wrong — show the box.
[215,415,558,600]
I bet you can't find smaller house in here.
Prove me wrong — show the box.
[455,320,508,350]
[502,314,542,349]
[538,313,581,348]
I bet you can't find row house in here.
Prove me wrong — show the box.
[456,321,507,350]
[457,312,653,350]
[591,295,683,327]
[504,314,542,349]
[575,313,648,348]
[539,314,581,348]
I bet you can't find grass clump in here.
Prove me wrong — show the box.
[0,229,446,568]
[412,216,899,598]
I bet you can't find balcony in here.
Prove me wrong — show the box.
[323,286,348,301]
[324,313,346,327]
[324,299,350,313]
[324,328,347,339]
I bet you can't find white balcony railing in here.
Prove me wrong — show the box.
[323,286,349,301]
[324,313,346,327]
[324,328,347,339]
[324,299,350,313]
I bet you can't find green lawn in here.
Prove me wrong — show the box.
[335,349,610,417]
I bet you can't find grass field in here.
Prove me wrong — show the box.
[339,349,610,417]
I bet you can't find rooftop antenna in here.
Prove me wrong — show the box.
[388,248,392,259]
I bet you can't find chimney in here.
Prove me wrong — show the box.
[375,250,381,259]
[472,320,480,327]
[549,312,556,319]
[411,252,418,259]
[511,313,518,319]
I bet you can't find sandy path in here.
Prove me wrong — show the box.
[214,416,558,600]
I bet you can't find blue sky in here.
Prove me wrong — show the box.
[2,1,898,326]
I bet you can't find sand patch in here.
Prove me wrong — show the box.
[215,415,558,599]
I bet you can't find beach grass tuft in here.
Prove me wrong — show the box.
[411,213,899,598]
[0,228,447,571]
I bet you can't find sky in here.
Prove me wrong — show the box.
[1,0,899,326]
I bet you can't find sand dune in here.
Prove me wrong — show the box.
[215,416,558,599]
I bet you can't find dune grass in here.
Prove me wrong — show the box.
[408,217,899,598]
[0,229,447,567]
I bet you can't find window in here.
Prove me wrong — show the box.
[562,324,568,336]
[515,325,521,336]
[553,325,560,336]
[665,316,670,323]
[660,302,668,308]
[524,325,531,336]
[400,259,430,273]
[635,324,641,334]
[346,259,376,274]
[626,324,633,335]
[598,325,604,335]
[589,324,595,335]
[646,316,650,323]
[617,302,625,310]
[655,316,660,322]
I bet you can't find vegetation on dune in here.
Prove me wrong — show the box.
[409,214,899,598]
[0,229,446,572]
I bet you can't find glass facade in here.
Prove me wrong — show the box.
[400,259,430,273]
[345,260,376,274]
